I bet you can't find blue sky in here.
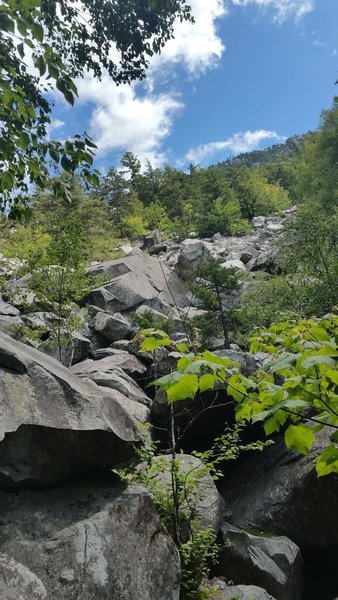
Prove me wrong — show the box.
[50,0,338,171]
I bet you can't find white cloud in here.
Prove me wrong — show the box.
[76,76,182,167]
[149,0,227,76]
[53,0,309,167]
[73,0,228,166]
[229,0,314,22]
[184,130,285,164]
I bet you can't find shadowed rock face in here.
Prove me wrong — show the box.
[220,427,338,549]
[0,476,180,600]
[218,524,303,600]
[0,333,149,489]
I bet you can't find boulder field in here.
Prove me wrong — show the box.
[0,216,337,598]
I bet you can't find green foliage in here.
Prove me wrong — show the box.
[5,174,126,263]
[143,202,173,235]
[234,315,338,476]
[188,255,241,347]
[0,0,193,208]
[0,223,51,268]
[117,330,270,598]
[294,97,338,210]
[238,273,299,333]
[131,309,174,335]
[7,207,92,365]
[180,529,219,600]
[116,441,220,600]
[276,203,338,316]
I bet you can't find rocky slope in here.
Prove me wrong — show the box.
[0,212,337,599]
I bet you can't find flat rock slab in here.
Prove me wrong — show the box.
[0,333,147,488]
[79,366,151,406]
[203,579,276,600]
[0,478,180,600]
[71,353,147,379]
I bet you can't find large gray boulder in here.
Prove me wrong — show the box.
[175,239,212,280]
[88,252,189,313]
[0,554,47,599]
[218,524,303,600]
[220,427,338,548]
[0,478,180,600]
[90,311,133,342]
[0,333,148,488]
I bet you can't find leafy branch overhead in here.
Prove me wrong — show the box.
[0,0,193,206]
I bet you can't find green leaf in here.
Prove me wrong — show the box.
[31,22,44,42]
[17,18,27,36]
[316,445,338,477]
[270,353,300,373]
[1,171,14,191]
[285,424,316,455]
[60,155,73,172]
[64,89,75,106]
[264,410,287,435]
[33,55,46,76]
[18,131,30,151]
[152,371,182,389]
[17,42,25,58]
[199,373,217,393]
[167,373,199,403]
[140,336,171,351]
[48,64,59,79]
[176,342,189,353]
[301,355,336,369]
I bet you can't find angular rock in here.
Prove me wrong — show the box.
[148,243,168,256]
[175,239,212,280]
[247,250,276,273]
[240,249,254,264]
[0,333,147,488]
[215,349,262,376]
[0,315,24,338]
[204,580,276,600]
[0,302,20,317]
[71,353,147,380]
[90,347,129,360]
[90,311,132,342]
[79,365,151,406]
[252,216,267,228]
[141,228,162,249]
[66,332,92,365]
[222,259,246,272]
[218,523,303,600]
[0,554,47,600]
[89,252,189,313]
[0,477,180,600]
[220,427,338,548]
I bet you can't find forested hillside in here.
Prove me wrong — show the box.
[2,96,337,335]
